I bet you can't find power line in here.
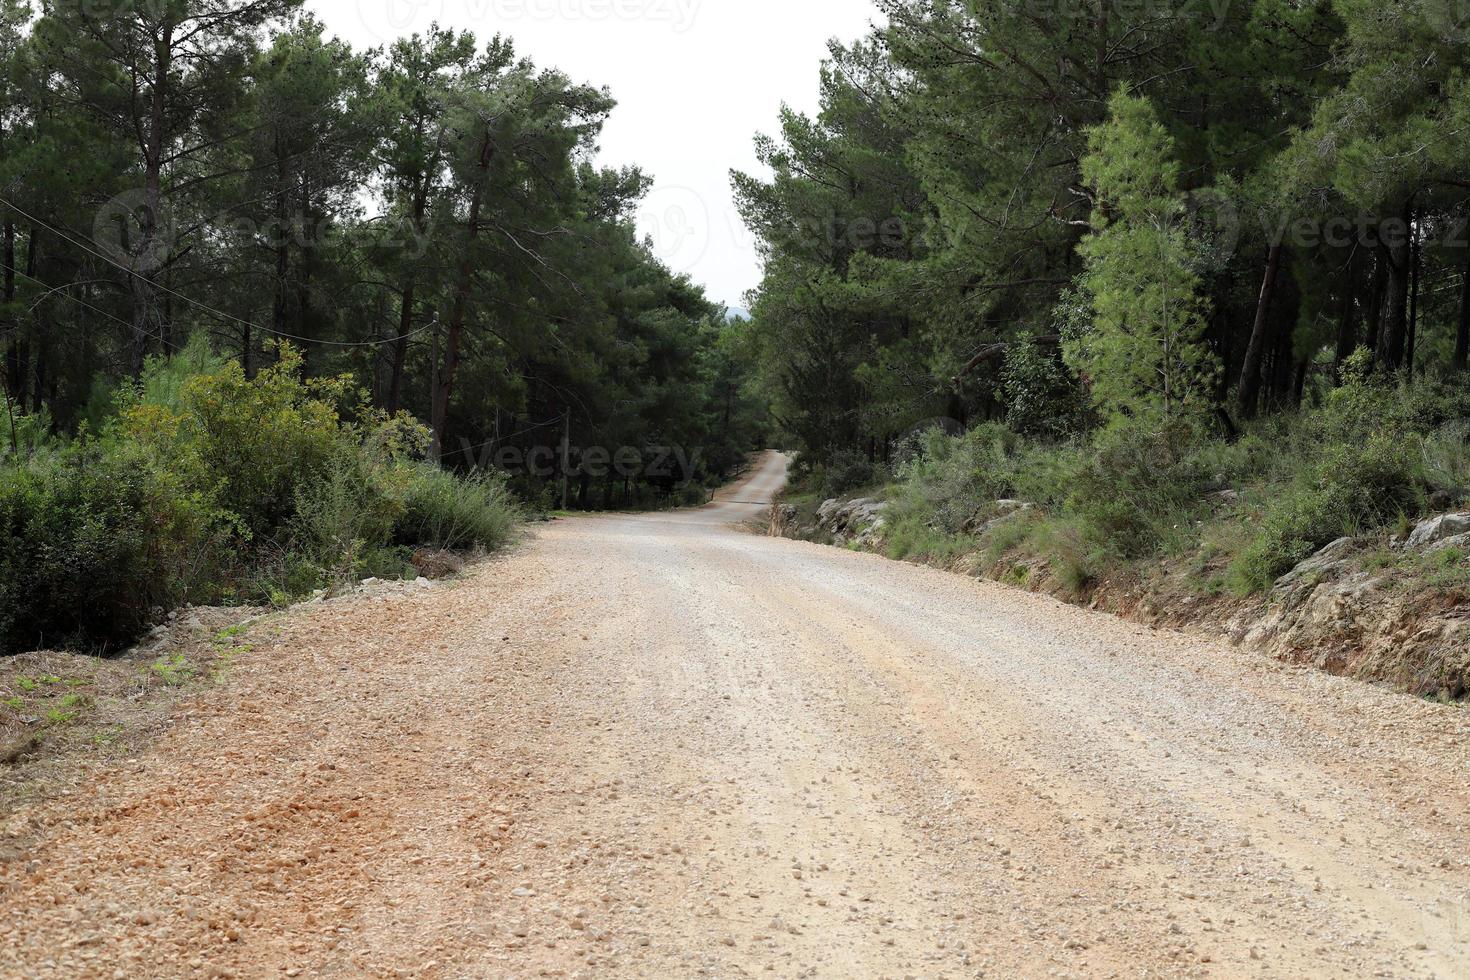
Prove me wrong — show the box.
[0,196,436,350]
[2,261,140,334]
[454,415,565,459]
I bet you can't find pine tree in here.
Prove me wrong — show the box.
[1068,91,1218,425]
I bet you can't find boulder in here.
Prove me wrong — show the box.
[1427,532,1470,555]
[815,496,889,547]
[1274,537,1355,594]
[1406,512,1470,550]
[963,500,1035,535]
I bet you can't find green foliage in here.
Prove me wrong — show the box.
[0,443,221,653]
[889,424,1020,535]
[1228,434,1423,594]
[397,465,519,553]
[117,343,353,541]
[1064,418,1209,558]
[0,408,60,459]
[3,9,763,519]
[284,445,410,585]
[0,341,519,655]
[1224,364,1469,592]
[875,366,1467,600]
[1069,91,1219,425]
[1001,334,1088,441]
[798,449,885,500]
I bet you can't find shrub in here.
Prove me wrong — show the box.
[891,423,1019,534]
[1228,433,1423,594]
[0,407,60,460]
[1418,421,1470,496]
[1065,417,1207,557]
[1,340,521,654]
[1001,334,1089,440]
[117,345,349,541]
[0,444,223,654]
[285,445,410,586]
[804,449,883,499]
[397,466,519,553]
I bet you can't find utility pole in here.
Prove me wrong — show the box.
[560,408,571,511]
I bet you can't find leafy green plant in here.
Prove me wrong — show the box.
[0,444,223,654]
[149,654,195,687]
[397,465,519,552]
[1064,417,1208,558]
[1228,434,1423,594]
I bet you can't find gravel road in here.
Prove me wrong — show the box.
[1,451,1467,978]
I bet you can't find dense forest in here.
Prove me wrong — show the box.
[0,1,766,653]
[741,0,1470,599]
[0,1,764,489]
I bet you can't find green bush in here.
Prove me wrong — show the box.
[1228,434,1423,594]
[118,343,350,541]
[1,340,522,654]
[397,465,519,553]
[801,448,884,499]
[1001,334,1089,440]
[285,445,410,586]
[1418,421,1470,496]
[1064,417,1207,558]
[0,407,61,460]
[890,423,1019,534]
[0,445,222,653]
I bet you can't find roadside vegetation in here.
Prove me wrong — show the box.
[0,336,518,655]
[819,353,1468,598]
[743,2,1470,636]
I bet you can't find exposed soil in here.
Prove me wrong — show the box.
[1,452,1467,978]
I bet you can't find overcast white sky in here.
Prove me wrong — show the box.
[307,0,881,309]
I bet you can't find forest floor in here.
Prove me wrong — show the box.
[0,452,1467,978]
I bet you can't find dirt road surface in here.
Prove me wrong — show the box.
[2,451,1468,978]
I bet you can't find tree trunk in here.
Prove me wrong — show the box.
[131,18,174,376]
[1,215,15,442]
[2,216,14,405]
[1456,249,1470,372]
[388,282,415,415]
[1365,245,1386,356]
[1237,242,1282,419]
[430,133,494,462]
[1378,210,1412,372]
[264,142,291,378]
[387,182,429,415]
[1333,259,1359,379]
[296,172,314,371]
[30,331,46,411]
[1407,221,1422,376]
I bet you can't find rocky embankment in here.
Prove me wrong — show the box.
[771,499,1470,700]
